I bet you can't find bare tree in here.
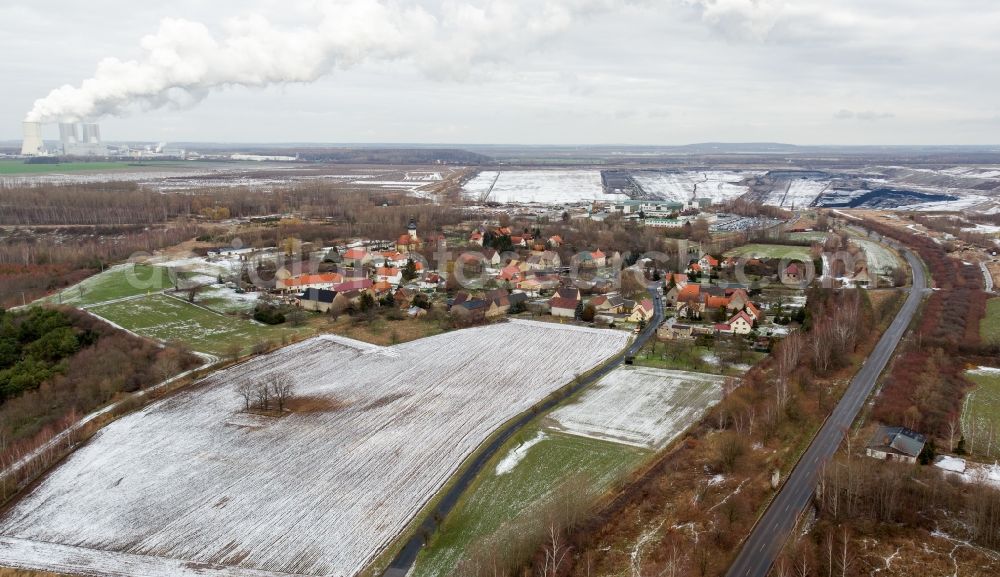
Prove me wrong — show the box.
[235,380,255,411]
[540,524,568,577]
[269,373,296,412]
[254,378,271,411]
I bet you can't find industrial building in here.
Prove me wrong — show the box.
[20,121,110,157]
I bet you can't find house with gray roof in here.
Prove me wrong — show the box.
[866,426,926,465]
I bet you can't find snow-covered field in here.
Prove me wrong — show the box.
[547,366,725,448]
[851,238,901,274]
[0,321,628,577]
[463,170,626,204]
[763,178,828,208]
[631,171,753,204]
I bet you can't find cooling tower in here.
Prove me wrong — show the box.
[59,123,80,144]
[20,122,44,156]
[82,123,101,144]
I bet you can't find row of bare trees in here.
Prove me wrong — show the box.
[816,455,1000,551]
[235,372,296,413]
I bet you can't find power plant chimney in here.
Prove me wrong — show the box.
[20,122,44,156]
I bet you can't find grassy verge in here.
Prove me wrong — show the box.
[411,429,647,577]
[981,298,1000,344]
[962,370,1000,457]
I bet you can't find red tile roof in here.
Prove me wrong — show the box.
[550,296,579,310]
[333,278,373,292]
[280,273,343,288]
[677,284,701,302]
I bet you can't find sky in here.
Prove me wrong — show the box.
[2,0,999,145]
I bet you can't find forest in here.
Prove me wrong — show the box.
[0,306,199,486]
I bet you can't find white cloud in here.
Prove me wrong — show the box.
[2,1,1000,144]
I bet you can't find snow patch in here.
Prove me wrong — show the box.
[495,432,547,476]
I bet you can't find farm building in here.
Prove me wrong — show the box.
[866,426,926,464]
[297,289,337,313]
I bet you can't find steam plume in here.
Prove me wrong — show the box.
[25,0,637,123]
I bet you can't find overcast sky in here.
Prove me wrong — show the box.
[2,0,999,145]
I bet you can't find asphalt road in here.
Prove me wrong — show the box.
[725,248,926,577]
[382,287,664,577]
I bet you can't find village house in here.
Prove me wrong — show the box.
[699,254,720,271]
[276,272,344,293]
[589,294,629,315]
[482,249,503,268]
[378,250,409,268]
[726,310,756,335]
[486,288,511,317]
[628,299,655,323]
[375,267,402,286]
[782,263,802,285]
[658,319,695,340]
[866,426,926,465]
[498,263,523,284]
[665,273,689,288]
[547,235,563,248]
[296,288,337,313]
[850,266,873,287]
[394,287,414,309]
[527,250,561,271]
[549,296,580,318]
[343,247,372,268]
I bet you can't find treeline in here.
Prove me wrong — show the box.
[0,180,457,232]
[775,457,1000,576]
[861,218,983,292]
[0,224,201,308]
[0,307,198,485]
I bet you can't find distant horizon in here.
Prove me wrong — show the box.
[3,139,1000,151]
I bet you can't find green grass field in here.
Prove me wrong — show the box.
[410,429,647,577]
[786,232,830,243]
[88,294,310,356]
[981,298,1000,344]
[0,159,200,175]
[962,370,1000,457]
[0,160,136,174]
[42,264,187,307]
[723,243,813,262]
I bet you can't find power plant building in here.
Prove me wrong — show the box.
[21,121,110,157]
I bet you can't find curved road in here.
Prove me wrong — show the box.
[726,248,926,577]
[382,287,664,577]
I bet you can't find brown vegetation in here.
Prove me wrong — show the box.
[772,456,1000,576]
[864,217,994,443]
